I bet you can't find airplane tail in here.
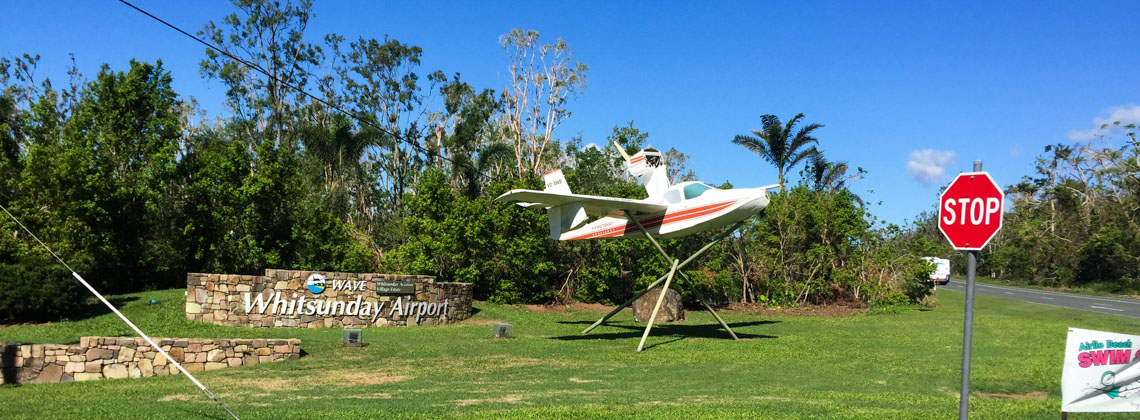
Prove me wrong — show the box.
[541,169,587,240]
[614,142,669,197]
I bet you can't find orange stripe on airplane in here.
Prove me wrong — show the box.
[566,201,736,240]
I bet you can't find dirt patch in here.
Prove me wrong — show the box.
[460,318,509,326]
[454,393,525,407]
[159,394,196,402]
[326,371,411,385]
[344,392,392,399]
[244,378,299,392]
[523,302,614,313]
[635,400,679,406]
[722,301,865,317]
[213,371,411,391]
[978,391,1048,400]
[569,377,596,383]
[752,395,796,403]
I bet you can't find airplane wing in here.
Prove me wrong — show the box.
[496,189,667,217]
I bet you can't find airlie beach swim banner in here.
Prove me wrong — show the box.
[186,269,473,328]
[1062,327,1140,412]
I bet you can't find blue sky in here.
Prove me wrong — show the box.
[5,0,1139,226]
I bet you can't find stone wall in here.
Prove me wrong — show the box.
[186,269,474,328]
[0,337,300,384]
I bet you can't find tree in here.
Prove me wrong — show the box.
[732,113,822,192]
[324,35,447,214]
[200,0,321,153]
[499,29,588,177]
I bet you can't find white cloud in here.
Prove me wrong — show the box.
[1066,105,1140,141]
[906,149,956,185]
[582,142,601,150]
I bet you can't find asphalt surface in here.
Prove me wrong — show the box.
[940,278,1140,318]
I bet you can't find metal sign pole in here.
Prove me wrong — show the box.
[959,160,982,420]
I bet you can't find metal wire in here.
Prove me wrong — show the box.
[0,202,240,420]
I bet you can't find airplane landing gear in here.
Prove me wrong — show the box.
[581,214,743,351]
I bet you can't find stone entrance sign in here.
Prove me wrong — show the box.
[186,269,473,328]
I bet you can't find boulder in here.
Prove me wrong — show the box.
[633,287,685,323]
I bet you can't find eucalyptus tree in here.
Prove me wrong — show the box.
[200,0,321,154]
[732,113,823,192]
[499,29,588,177]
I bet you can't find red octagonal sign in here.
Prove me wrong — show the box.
[939,172,1004,250]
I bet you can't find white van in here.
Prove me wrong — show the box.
[922,257,951,285]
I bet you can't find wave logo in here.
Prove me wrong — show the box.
[305,273,327,294]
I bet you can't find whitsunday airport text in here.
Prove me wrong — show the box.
[243,292,450,324]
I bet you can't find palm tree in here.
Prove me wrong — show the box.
[804,152,865,206]
[805,153,851,193]
[732,113,822,192]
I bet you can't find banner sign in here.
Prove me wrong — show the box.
[1062,327,1140,412]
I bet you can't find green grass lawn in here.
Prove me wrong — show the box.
[2,288,1139,419]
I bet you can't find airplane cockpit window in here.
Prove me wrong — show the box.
[683,183,714,199]
[664,189,682,204]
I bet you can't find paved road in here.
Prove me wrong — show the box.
[940,278,1140,318]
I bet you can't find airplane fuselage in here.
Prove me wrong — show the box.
[560,184,770,240]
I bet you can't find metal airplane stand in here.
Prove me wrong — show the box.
[581,217,745,351]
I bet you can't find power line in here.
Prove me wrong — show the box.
[117,0,485,179]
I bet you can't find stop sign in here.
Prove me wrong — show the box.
[939,172,1004,250]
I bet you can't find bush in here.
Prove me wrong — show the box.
[0,259,83,323]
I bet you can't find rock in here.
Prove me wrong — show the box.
[85,348,114,360]
[84,361,102,373]
[64,362,84,373]
[167,348,184,363]
[103,364,128,379]
[207,349,226,362]
[186,302,202,314]
[154,352,168,366]
[633,287,685,323]
[117,346,136,363]
[34,364,63,383]
[139,358,154,377]
[74,372,102,382]
[204,362,226,371]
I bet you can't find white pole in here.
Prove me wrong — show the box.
[1,204,238,419]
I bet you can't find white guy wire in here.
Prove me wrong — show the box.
[0,203,239,420]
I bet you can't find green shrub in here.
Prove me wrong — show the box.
[0,260,83,323]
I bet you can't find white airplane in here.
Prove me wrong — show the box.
[496,144,777,241]
[496,143,779,352]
